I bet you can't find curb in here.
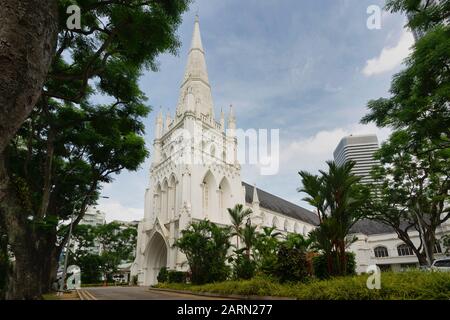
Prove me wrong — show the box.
[149,287,296,300]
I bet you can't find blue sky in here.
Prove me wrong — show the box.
[97,0,414,221]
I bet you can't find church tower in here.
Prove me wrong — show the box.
[133,16,244,286]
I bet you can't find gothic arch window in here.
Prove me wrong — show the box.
[169,175,177,220]
[162,179,169,222]
[202,171,216,219]
[284,220,290,232]
[155,183,162,217]
[397,244,414,256]
[272,217,279,229]
[210,145,216,158]
[219,177,232,220]
[374,246,389,258]
[294,222,301,234]
[303,226,307,236]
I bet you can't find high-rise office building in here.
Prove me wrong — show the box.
[333,134,380,184]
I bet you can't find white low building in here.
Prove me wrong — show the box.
[350,219,449,273]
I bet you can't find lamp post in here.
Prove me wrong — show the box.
[58,195,109,295]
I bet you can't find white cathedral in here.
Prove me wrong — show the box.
[131,17,449,285]
[130,17,318,285]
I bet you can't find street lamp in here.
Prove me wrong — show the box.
[58,195,109,295]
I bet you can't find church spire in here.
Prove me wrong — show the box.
[176,15,214,119]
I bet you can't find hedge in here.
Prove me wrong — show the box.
[155,270,450,300]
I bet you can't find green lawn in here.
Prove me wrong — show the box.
[155,271,450,300]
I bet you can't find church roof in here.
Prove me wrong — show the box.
[350,219,395,235]
[242,182,397,235]
[242,182,320,226]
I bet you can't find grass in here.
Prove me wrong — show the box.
[42,291,79,300]
[155,271,450,300]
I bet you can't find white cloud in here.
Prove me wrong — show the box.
[362,30,414,76]
[96,199,143,223]
[280,123,391,173]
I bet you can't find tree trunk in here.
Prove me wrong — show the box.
[0,0,59,154]
[0,153,58,299]
[339,241,347,275]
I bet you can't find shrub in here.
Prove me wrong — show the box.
[273,245,309,283]
[233,253,257,280]
[175,220,231,284]
[312,252,356,279]
[167,270,187,283]
[157,267,168,283]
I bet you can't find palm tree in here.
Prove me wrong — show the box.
[299,160,368,276]
[241,224,257,258]
[297,172,326,223]
[227,204,252,250]
[285,233,313,251]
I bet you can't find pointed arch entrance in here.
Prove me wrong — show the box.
[144,232,168,285]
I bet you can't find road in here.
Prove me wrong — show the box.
[83,286,225,300]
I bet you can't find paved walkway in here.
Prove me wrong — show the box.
[83,286,223,300]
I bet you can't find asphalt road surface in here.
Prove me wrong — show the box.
[84,286,225,300]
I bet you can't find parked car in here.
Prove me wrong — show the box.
[431,258,450,272]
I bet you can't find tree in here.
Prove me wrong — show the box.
[227,204,252,250]
[72,222,137,283]
[0,0,59,154]
[299,161,368,276]
[284,233,313,251]
[254,227,281,275]
[273,244,309,283]
[0,1,190,299]
[361,0,449,265]
[364,133,449,265]
[232,223,258,280]
[175,220,231,285]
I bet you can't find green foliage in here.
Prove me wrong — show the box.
[2,0,191,298]
[157,267,187,283]
[312,252,356,279]
[254,227,281,275]
[232,253,257,280]
[385,0,449,37]
[71,222,138,282]
[299,161,368,276]
[157,267,168,283]
[76,254,103,284]
[157,271,450,300]
[175,220,231,285]
[227,204,252,249]
[167,270,187,284]
[361,2,449,265]
[284,233,313,251]
[273,244,309,283]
